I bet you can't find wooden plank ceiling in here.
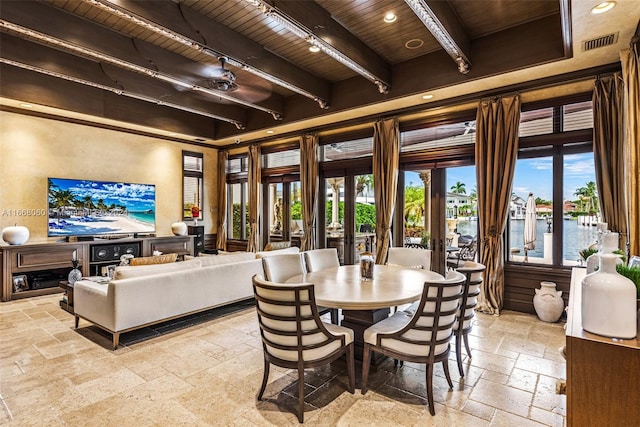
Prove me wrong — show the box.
[0,0,567,144]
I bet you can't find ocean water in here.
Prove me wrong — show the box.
[454,218,599,262]
[128,211,155,226]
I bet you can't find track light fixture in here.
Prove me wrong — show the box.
[404,0,471,74]
[244,0,390,94]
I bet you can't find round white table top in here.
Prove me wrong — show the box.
[285,264,443,310]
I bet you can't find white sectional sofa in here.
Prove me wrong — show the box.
[73,248,299,349]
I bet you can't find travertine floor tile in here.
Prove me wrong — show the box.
[0,294,567,426]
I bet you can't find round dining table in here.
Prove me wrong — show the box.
[286,264,443,361]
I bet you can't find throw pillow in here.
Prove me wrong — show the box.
[129,253,178,266]
[114,258,202,279]
[188,251,255,267]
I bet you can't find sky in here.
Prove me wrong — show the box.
[49,178,156,211]
[405,152,596,203]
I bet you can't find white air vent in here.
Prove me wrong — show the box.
[582,32,618,51]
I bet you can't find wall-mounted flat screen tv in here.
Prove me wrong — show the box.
[48,178,156,237]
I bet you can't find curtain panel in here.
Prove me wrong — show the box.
[475,95,521,315]
[621,42,640,256]
[247,145,261,252]
[373,117,400,264]
[216,150,228,251]
[593,74,629,251]
[300,133,319,251]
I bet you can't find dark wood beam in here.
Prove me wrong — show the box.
[0,1,278,121]
[0,34,247,126]
[422,0,472,65]
[270,0,391,91]
[0,64,220,140]
[107,0,331,106]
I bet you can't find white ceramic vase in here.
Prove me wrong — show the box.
[582,250,637,339]
[171,222,188,236]
[2,224,30,245]
[533,281,564,323]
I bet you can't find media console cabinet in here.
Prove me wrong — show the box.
[1,235,194,302]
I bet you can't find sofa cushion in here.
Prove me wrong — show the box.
[129,253,178,266]
[114,258,201,279]
[255,246,300,259]
[185,251,255,267]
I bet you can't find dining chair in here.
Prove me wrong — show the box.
[252,274,355,423]
[360,271,466,415]
[446,236,478,269]
[262,253,334,322]
[387,247,432,270]
[453,261,485,377]
[261,253,306,283]
[303,248,341,324]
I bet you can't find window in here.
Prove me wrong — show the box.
[226,155,249,240]
[182,151,203,220]
[507,97,595,267]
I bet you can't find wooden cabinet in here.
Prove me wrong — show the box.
[1,235,194,301]
[565,267,640,426]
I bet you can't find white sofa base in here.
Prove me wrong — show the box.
[74,258,264,349]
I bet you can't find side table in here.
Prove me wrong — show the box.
[59,280,74,314]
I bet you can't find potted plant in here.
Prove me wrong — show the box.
[616,264,640,300]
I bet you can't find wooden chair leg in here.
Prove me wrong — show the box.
[361,343,372,394]
[442,359,454,389]
[426,362,435,416]
[297,363,305,423]
[346,343,355,394]
[257,357,270,400]
[463,332,472,358]
[112,332,120,350]
[456,335,465,377]
[74,315,79,329]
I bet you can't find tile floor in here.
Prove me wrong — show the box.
[0,294,567,426]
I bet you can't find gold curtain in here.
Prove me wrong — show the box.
[216,150,228,250]
[593,75,629,250]
[300,133,319,251]
[621,41,640,256]
[373,117,400,264]
[247,144,261,252]
[475,95,521,315]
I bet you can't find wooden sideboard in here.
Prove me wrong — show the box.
[1,235,194,301]
[565,267,640,426]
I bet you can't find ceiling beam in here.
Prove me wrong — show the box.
[0,34,247,127]
[0,1,279,124]
[89,0,331,108]
[254,0,392,93]
[404,0,472,74]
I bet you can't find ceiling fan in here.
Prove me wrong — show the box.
[203,57,238,92]
[463,121,476,135]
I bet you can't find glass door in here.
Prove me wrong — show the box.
[403,165,477,274]
[320,174,376,265]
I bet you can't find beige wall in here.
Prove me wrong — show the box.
[0,110,218,243]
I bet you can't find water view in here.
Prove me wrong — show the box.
[454,218,599,263]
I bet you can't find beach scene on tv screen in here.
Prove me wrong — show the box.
[48,178,156,236]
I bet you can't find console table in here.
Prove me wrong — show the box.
[1,235,194,301]
[565,267,640,426]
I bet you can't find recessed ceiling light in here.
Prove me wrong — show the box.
[309,45,320,53]
[266,130,274,134]
[383,13,397,23]
[405,39,424,50]
[422,94,434,100]
[591,1,616,14]
[20,103,34,108]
